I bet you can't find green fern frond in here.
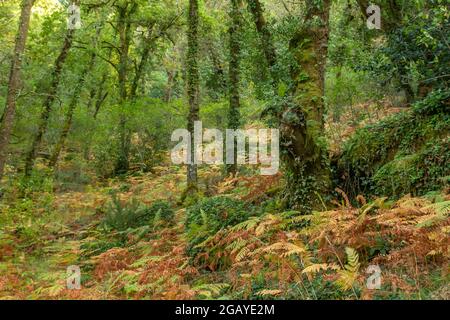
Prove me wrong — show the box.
[230,216,260,232]
[424,201,450,215]
[194,283,230,298]
[236,246,250,262]
[335,247,360,291]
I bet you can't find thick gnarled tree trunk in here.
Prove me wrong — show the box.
[248,0,332,211]
[282,0,332,210]
[0,0,35,181]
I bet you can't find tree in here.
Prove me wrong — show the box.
[186,0,200,192]
[247,0,332,211]
[113,1,138,174]
[49,26,103,167]
[227,0,242,176]
[24,1,79,177]
[0,0,35,181]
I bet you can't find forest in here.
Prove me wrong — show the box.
[0,0,448,300]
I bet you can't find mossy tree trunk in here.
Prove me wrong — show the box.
[186,0,200,191]
[248,0,332,211]
[49,27,103,167]
[114,2,137,175]
[24,22,76,177]
[282,0,332,210]
[227,0,242,177]
[0,0,35,181]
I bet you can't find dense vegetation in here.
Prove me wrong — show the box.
[0,0,448,300]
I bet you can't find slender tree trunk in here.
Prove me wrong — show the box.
[164,70,176,103]
[24,27,75,177]
[114,5,132,174]
[227,0,242,176]
[186,0,200,192]
[130,24,154,100]
[49,26,102,167]
[207,44,227,95]
[115,22,154,174]
[0,0,35,181]
[83,73,108,161]
[93,86,108,119]
[247,0,277,86]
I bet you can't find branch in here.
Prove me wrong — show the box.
[97,54,118,73]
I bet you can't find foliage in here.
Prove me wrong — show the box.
[337,90,450,198]
[365,3,450,98]
[102,194,152,231]
[185,196,257,264]
[0,0,448,302]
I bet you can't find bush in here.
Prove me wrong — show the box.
[413,89,450,115]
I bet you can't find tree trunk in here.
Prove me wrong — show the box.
[0,0,35,181]
[247,0,332,211]
[130,24,154,101]
[186,0,200,192]
[114,3,136,175]
[282,0,332,210]
[247,0,277,86]
[83,73,108,161]
[49,26,102,167]
[24,26,75,177]
[164,70,176,103]
[227,0,242,177]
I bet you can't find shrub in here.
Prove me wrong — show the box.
[372,138,450,197]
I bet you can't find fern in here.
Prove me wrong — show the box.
[335,247,360,291]
[302,263,339,275]
[424,201,450,215]
[194,283,230,299]
[230,216,260,232]
[256,289,283,297]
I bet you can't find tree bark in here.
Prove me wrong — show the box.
[186,0,200,192]
[0,0,35,181]
[114,2,137,174]
[130,24,154,101]
[24,24,75,177]
[227,0,242,177]
[247,0,332,211]
[282,0,331,210]
[49,27,102,167]
[164,70,176,103]
[246,0,278,85]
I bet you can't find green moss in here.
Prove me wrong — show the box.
[337,90,450,198]
[372,138,450,196]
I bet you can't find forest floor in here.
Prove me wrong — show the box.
[0,98,448,300]
[0,161,449,300]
